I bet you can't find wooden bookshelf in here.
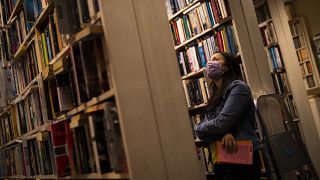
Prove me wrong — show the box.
[174,16,232,50]
[165,0,249,177]
[168,0,203,21]
[6,0,23,25]
[288,17,320,93]
[254,0,293,99]
[2,0,312,179]
[13,28,34,59]
[181,67,205,80]
[0,1,130,179]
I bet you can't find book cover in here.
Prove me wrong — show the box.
[103,102,127,172]
[212,140,253,165]
[50,120,71,177]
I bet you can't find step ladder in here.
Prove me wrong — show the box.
[254,93,318,180]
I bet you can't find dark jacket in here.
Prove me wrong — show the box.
[195,80,262,151]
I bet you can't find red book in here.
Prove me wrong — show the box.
[216,31,225,52]
[50,121,71,177]
[210,0,220,24]
[173,21,181,45]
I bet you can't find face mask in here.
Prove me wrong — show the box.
[205,61,224,80]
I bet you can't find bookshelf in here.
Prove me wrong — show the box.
[0,0,319,179]
[165,0,275,178]
[253,0,298,117]
[288,17,320,94]
[0,0,208,179]
[314,34,320,74]
[0,0,134,177]
[260,0,320,174]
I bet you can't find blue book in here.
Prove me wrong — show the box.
[269,48,277,70]
[205,1,215,26]
[198,42,207,67]
[24,0,35,21]
[226,25,236,54]
[45,27,53,61]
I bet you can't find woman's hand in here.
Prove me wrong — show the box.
[222,133,237,154]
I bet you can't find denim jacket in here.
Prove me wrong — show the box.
[195,80,262,151]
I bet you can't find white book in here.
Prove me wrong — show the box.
[180,52,188,75]
[202,39,211,62]
[190,46,200,71]
[176,18,186,43]
[182,80,192,107]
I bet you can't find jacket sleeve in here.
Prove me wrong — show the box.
[195,84,251,139]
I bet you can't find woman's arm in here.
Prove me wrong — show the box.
[195,84,251,139]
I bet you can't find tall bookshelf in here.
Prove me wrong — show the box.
[0,0,129,179]
[164,0,284,178]
[166,0,240,176]
[0,0,208,179]
[253,0,299,118]
[256,0,320,174]
[288,17,320,95]
[314,34,320,67]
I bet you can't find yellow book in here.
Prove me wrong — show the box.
[41,33,49,66]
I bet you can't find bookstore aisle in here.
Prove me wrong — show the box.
[0,0,319,180]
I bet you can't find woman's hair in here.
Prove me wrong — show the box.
[207,52,242,112]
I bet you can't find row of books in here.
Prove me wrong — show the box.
[266,46,284,71]
[0,0,100,63]
[189,114,204,139]
[0,143,24,176]
[1,22,110,151]
[255,2,270,23]
[177,24,237,76]
[5,31,109,122]
[170,0,230,45]
[296,48,309,62]
[0,86,44,144]
[0,68,15,105]
[166,0,193,16]
[54,0,100,34]
[300,62,313,76]
[23,132,55,176]
[289,20,302,37]
[292,36,305,49]
[0,0,18,25]
[167,0,229,19]
[2,25,20,56]
[0,32,8,65]
[11,42,39,95]
[0,0,50,56]
[284,94,298,118]
[190,114,214,174]
[0,101,127,177]
[182,77,209,108]
[37,13,66,67]
[306,76,316,88]
[271,73,290,94]
[260,21,277,47]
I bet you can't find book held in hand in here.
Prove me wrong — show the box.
[212,140,253,165]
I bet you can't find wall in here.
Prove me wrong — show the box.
[293,0,320,37]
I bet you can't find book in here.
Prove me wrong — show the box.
[50,120,71,177]
[103,102,127,172]
[55,72,74,111]
[212,140,253,165]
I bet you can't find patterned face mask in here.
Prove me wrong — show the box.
[205,61,224,80]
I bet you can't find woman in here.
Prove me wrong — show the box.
[195,52,262,180]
